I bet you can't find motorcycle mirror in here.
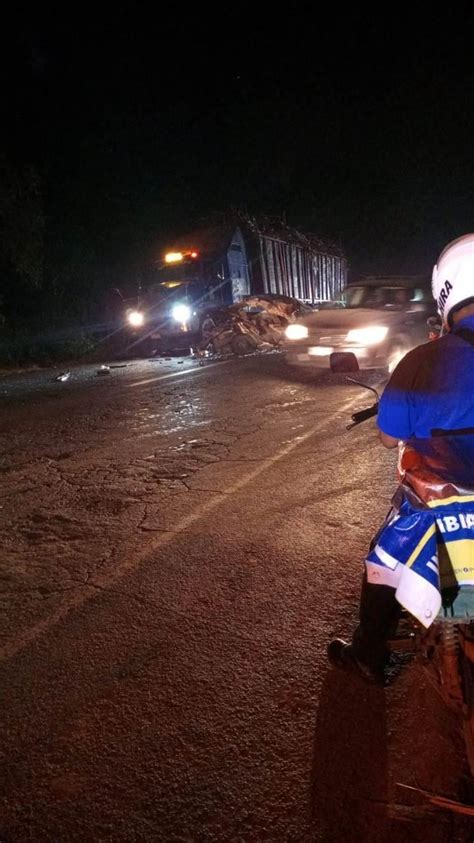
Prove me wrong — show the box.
[329,352,360,374]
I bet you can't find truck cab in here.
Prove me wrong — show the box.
[111,227,250,356]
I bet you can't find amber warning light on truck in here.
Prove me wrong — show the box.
[164,250,199,263]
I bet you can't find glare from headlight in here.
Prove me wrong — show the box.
[346,326,389,345]
[285,324,309,340]
[127,310,145,327]
[172,303,192,323]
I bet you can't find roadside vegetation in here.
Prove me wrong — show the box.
[0,154,109,368]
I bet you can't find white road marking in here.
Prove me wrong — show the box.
[128,359,233,387]
[0,392,364,663]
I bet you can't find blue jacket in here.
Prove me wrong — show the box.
[378,315,474,440]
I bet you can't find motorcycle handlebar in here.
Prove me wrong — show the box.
[346,402,379,430]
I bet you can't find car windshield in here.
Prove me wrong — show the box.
[329,285,429,309]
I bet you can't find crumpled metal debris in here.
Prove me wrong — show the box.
[196,296,303,357]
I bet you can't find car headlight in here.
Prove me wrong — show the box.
[285,324,309,340]
[345,326,389,345]
[127,310,145,327]
[172,303,192,323]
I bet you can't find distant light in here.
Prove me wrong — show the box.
[165,252,184,263]
[172,303,192,323]
[127,310,145,327]
[190,251,198,258]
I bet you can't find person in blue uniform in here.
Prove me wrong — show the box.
[328,233,474,683]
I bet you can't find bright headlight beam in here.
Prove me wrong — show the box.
[128,310,145,327]
[285,324,309,340]
[345,326,389,345]
[172,303,191,323]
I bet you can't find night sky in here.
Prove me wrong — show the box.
[5,8,474,288]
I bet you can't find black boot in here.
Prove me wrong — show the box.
[327,569,402,685]
[327,638,386,685]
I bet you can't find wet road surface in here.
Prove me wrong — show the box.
[0,354,472,841]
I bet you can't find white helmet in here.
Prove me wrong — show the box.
[432,233,474,325]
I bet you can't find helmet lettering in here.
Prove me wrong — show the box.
[437,280,453,313]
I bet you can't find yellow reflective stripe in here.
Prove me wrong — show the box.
[443,539,474,581]
[406,524,437,568]
[428,495,474,508]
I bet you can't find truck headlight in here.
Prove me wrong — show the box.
[345,326,388,345]
[172,303,192,323]
[285,324,309,340]
[127,310,145,327]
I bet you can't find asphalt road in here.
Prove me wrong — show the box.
[0,354,472,842]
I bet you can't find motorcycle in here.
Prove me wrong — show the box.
[330,351,474,801]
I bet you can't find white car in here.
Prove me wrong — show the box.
[283,277,436,373]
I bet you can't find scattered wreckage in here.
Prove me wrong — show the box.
[195,295,314,357]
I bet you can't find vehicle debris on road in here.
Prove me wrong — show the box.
[54,371,71,382]
[195,295,312,357]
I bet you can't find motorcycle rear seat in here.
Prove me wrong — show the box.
[399,439,474,506]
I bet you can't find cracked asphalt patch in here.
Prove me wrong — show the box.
[0,355,472,842]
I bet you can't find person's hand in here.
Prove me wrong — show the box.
[378,430,399,449]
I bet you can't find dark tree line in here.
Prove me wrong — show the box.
[0,154,44,323]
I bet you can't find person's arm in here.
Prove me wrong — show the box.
[377,350,418,445]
